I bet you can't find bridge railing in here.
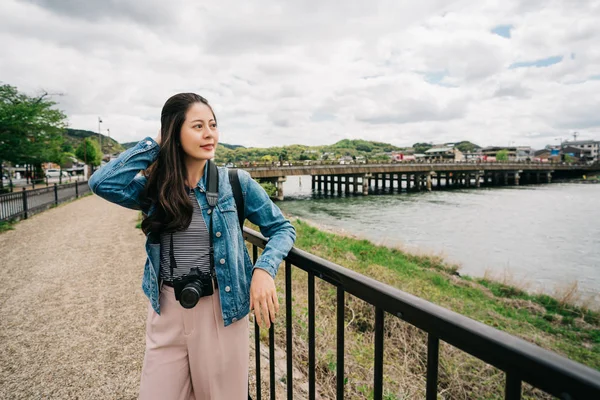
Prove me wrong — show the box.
[0,181,91,222]
[244,227,600,399]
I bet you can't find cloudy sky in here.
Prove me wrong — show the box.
[1,0,599,149]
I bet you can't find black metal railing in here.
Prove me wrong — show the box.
[0,181,91,222]
[243,228,600,400]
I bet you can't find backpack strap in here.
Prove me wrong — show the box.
[228,169,245,232]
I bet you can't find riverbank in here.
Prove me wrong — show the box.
[261,218,599,399]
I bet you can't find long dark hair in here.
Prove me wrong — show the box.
[141,93,217,235]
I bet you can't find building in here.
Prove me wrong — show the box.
[561,146,584,161]
[534,149,552,161]
[561,140,599,162]
[424,147,465,161]
[516,146,533,161]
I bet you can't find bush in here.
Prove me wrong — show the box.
[259,181,277,197]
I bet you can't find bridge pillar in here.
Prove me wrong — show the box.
[547,172,552,183]
[504,173,509,185]
[426,173,432,191]
[465,173,471,187]
[361,173,372,195]
[536,173,540,183]
[311,175,316,191]
[344,176,350,195]
[275,177,286,201]
[436,173,441,188]
[514,172,520,186]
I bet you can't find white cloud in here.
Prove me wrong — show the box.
[1,0,599,149]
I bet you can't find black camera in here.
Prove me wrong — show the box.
[172,268,214,309]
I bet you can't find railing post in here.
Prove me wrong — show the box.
[308,272,315,400]
[22,187,28,219]
[426,334,440,400]
[505,373,521,400]
[269,323,275,400]
[54,183,58,205]
[285,260,293,400]
[373,307,384,400]
[337,287,345,399]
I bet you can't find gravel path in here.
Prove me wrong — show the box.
[0,195,147,399]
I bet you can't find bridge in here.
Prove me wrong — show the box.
[239,162,600,200]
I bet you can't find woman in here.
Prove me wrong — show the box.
[89,93,296,399]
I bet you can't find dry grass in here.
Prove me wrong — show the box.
[256,263,554,400]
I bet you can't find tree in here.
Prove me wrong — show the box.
[0,84,67,189]
[356,143,373,152]
[413,142,433,154]
[455,141,480,153]
[76,138,102,169]
[279,149,288,163]
[496,149,509,161]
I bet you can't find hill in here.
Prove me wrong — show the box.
[64,128,125,155]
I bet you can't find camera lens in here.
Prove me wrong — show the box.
[180,281,204,309]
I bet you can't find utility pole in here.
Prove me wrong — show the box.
[98,117,103,155]
[572,131,578,142]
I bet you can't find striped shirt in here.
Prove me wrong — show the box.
[159,189,211,281]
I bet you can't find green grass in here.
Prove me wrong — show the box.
[0,220,17,233]
[290,218,600,370]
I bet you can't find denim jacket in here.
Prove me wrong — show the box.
[88,137,296,326]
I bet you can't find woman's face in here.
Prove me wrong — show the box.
[179,102,219,161]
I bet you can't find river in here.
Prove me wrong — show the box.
[276,176,600,307]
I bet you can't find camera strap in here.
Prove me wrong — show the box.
[206,160,219,287]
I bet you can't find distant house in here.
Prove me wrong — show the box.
[516,146,533,161]
[561,146,583,158]
[424,147,465,161]
[339,156,354,164]
[482,146,518,161]
[562,140,599,162]
[534,149,552,161]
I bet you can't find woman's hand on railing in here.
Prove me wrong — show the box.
[250,268,280,329]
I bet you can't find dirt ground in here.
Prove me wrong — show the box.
[0,195,148,399]
[0,195,309,400]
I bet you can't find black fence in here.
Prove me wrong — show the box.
[243,228,600,399]
[0,181,91,222]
